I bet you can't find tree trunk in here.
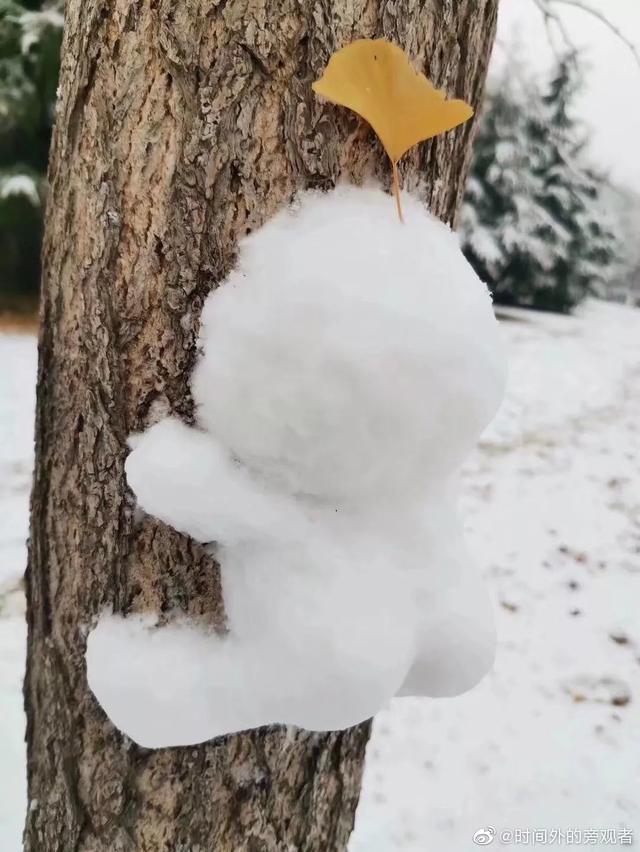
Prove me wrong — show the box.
[24,2,498,850]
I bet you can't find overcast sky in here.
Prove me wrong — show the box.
[494,0,640,193]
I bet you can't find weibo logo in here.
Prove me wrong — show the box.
[473,826,496,845]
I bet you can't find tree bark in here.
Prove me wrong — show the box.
[24,2,498,850]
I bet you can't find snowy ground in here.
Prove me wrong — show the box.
[0,332,35,850]
[1,300,639,849]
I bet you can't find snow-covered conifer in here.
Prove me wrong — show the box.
[461,52,620,313]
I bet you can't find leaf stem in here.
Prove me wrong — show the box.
[392,160,404,223]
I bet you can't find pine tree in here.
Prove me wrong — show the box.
[461,52,620,313]
[461,64,568,309]
[540,54,619,308]
[0,0,62,303]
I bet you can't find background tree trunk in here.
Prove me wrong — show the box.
[24,2,498,850]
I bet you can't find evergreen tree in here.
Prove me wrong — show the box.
[541,55,619,307]
[461,52,620,313]
[0,0,62,303]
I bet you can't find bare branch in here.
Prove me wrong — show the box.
[531,0,640,68]
[531,0,574,49]
[531,0,572,61]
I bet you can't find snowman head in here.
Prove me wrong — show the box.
[192,186,506,505]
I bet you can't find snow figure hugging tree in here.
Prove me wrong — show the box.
[86,40,507,748]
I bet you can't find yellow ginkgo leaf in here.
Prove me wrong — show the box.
[313,39,473,163]
[313,39,474,220]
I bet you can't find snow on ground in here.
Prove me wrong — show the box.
[351,300,640,850]
[0,332,35,851]
[1,299,639,849]
[0,334,36,593]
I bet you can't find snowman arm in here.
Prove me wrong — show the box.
[125,417,300,544]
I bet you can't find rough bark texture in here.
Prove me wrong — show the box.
[24,2,498,850]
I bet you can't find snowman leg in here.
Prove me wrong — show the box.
[85,611,303,747]
[397,556,496,698]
